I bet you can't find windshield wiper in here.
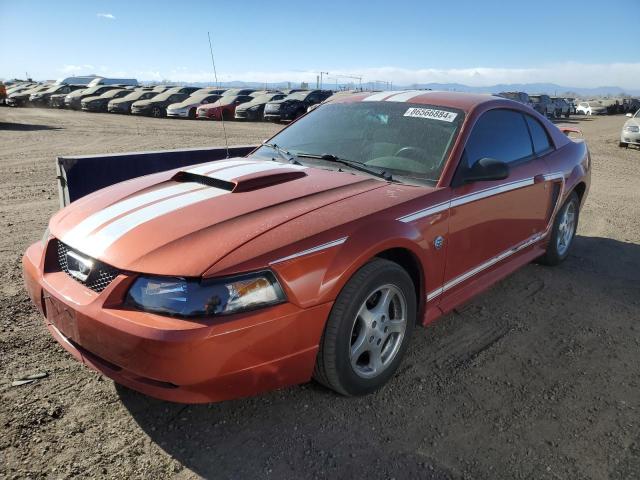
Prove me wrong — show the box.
[295,152,394,181]
[262,143,301,165]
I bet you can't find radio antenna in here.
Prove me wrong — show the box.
[207,31,229,158]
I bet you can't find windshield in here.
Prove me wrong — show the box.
[253,102,464,184]
[286,91,310,101]
[103,89,125,98]
[152,91,175,101]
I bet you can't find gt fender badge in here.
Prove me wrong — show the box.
[434,236,444,250]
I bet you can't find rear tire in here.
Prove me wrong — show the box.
[537,192,580,266]
[314,258,416,396]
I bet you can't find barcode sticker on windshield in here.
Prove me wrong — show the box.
[404,107,457,122]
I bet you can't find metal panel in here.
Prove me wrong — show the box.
[56,145,257,207]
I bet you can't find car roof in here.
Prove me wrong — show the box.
[328,90,513,113]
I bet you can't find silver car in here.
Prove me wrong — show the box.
[620,110,640,148]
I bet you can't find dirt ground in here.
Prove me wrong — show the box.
[0,107,638,480]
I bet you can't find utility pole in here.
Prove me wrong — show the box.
[319,71,328,89]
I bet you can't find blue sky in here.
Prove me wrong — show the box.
[1,0,638,89]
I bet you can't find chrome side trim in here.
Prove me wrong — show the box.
[449,178,534,208]
[397,201,450,223]
[270,237,348,265]
[543,171,565,181]
[426,232,544,301]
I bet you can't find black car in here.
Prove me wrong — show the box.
[108,89,159,114]
[6,84,52,107]
[263,90,332,122]
[64,85,123,110]
[130,87,199,117]
[29,84,84,107]
[234,93,286,121]
[81,88,133,112]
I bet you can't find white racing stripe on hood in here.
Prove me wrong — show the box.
[362,91,403,102]
[76,186,230,258]
[210,162,307,181]
[186,159,257,175]
[63,183,203,248]
[385,90,426,102]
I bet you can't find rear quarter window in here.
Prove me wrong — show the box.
[525,115,553,155]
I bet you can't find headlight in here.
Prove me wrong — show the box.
[125,271,286,318]
[247,105,260,111]
[624,125,639,133]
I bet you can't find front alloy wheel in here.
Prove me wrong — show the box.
[349,285,407,379]
[314,258,416,396]
[151,106,163,118]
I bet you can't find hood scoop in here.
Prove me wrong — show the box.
[173,167,307,193]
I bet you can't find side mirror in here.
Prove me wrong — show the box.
[626,113,633,118]
[464,157,509,183]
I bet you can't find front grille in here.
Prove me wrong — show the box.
[57,240,120,293]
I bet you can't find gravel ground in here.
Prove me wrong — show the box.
[1,107,639,480]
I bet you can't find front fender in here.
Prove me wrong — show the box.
[269,216,445,311]
[318,218,429,304]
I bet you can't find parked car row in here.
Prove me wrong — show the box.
[497,92,573,118]
[3,80,334,123]
[497,91,640,118]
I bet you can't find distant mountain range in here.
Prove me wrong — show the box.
[149,80,639,97]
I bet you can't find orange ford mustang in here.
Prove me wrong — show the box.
[23,91,590,403]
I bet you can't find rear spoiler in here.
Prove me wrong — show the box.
[56,145,257,208]
[558,126,583,137]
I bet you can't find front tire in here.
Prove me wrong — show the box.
[314,258,416,396]
[619,141,628,148]
[151,106,164,118]
[538,192,580,266]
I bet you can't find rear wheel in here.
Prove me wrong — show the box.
[314,259,416,396]
[151,106,164,118]
[537,192,580,266]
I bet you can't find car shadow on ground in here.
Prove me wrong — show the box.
[117,235,640,479]
[0,122,63,131]
[552,116,596,125]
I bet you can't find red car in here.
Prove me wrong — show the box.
[196,94,254,120]
[23,91,590,403]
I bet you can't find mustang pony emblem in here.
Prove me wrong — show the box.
[66,250,93,282]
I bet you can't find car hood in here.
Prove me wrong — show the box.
[81,95,103,103]
[67,90,87,98]
[236,101,265,111]
[9,91,32,99]
[49,158,387,276]
[132,99,156,107]
[168,99,202,109]
[109,97,135,105]
[268,98,300,105]
[199,100,234,110]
